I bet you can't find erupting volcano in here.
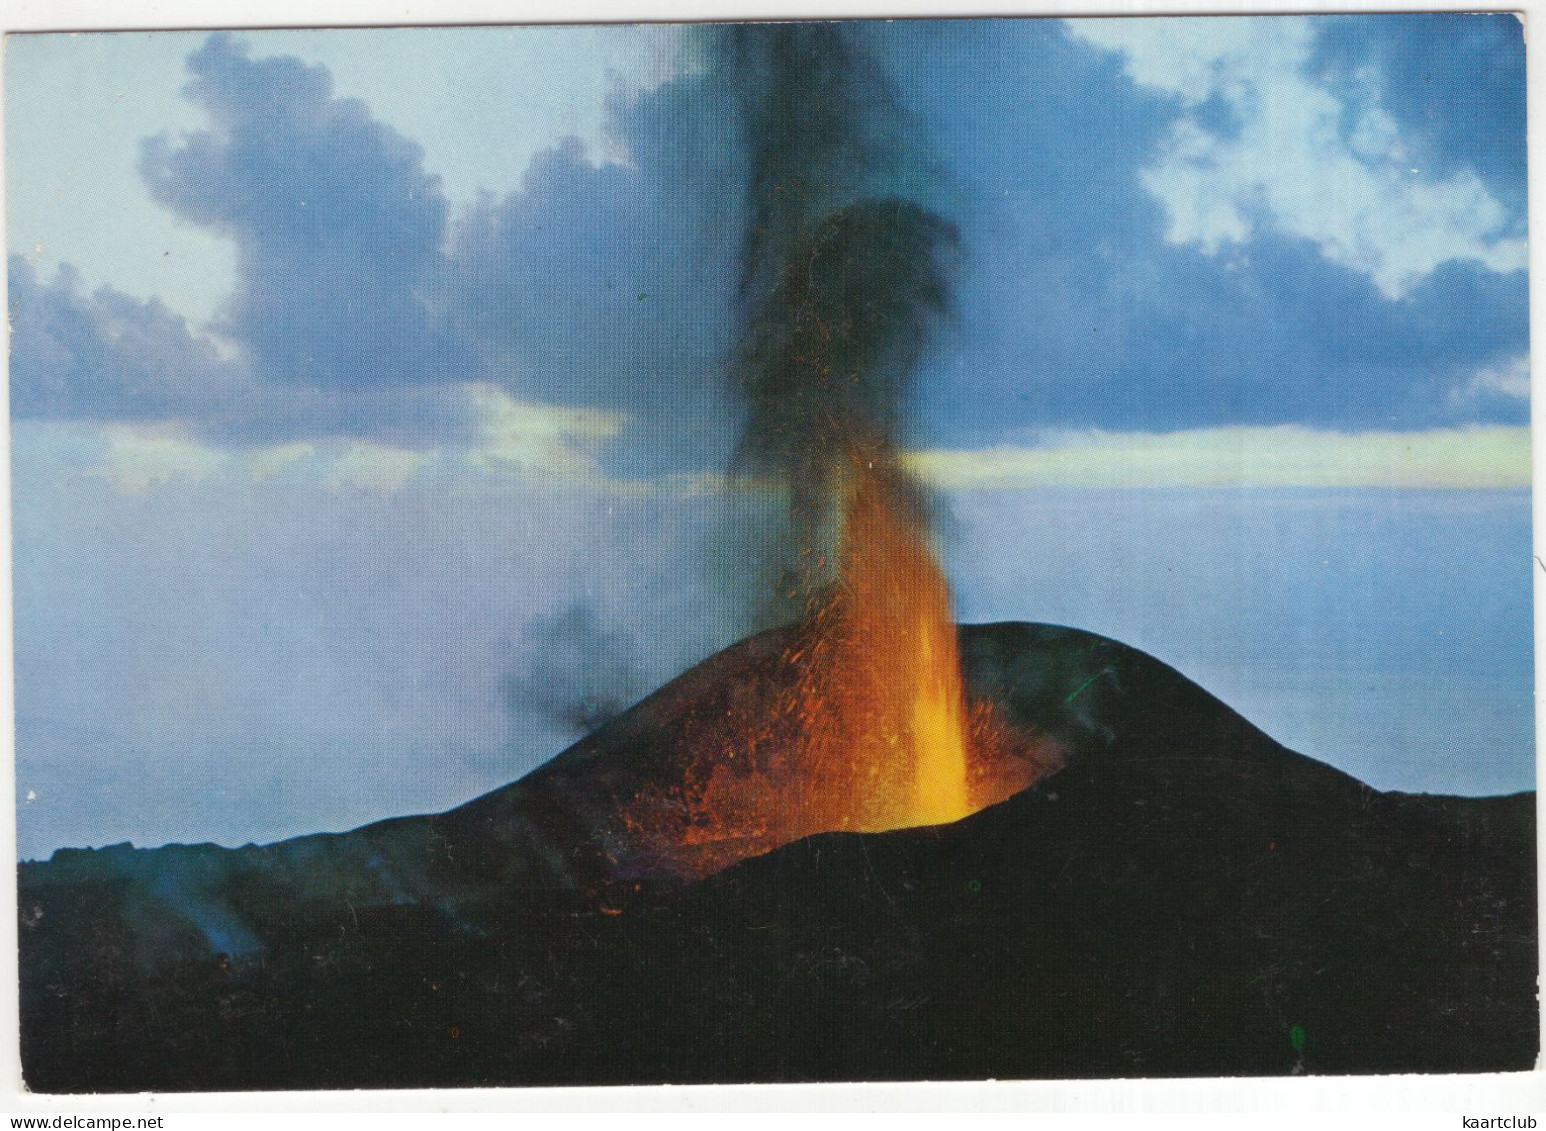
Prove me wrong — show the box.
[622,447,1050,880]
[15,20,1536,1095]
[624,25,1045,870]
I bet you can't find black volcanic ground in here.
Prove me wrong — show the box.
[18,623,1538,1091]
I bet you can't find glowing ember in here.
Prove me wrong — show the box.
[620,448,1062,881]
[606,27,1058,884]
[801,449,974,830]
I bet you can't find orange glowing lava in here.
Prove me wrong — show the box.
[621,448,1061,881]
[796,450,975,830]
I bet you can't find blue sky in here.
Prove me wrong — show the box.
[6,17,1533,857]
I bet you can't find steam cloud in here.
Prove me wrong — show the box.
[718,25,960,621]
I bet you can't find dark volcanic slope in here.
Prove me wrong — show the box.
[613,626,1539,1081]
[18,624,1538,1090]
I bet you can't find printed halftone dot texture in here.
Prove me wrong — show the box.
[6,17,1530,857]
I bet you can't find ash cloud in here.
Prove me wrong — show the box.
[503,603,650,737]
[716,24,960,619]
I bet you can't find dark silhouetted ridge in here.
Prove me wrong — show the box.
[19,623,1537,1090]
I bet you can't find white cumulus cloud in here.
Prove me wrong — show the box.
[1066,16,1526,299]
[1453,353,1531,404]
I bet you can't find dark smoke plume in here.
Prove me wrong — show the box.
[720,24,960,618]
[505,604,649,737]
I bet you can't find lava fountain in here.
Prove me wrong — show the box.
[616,444,1053,881]
[618,26,1058,881]
[799,447,974,830]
